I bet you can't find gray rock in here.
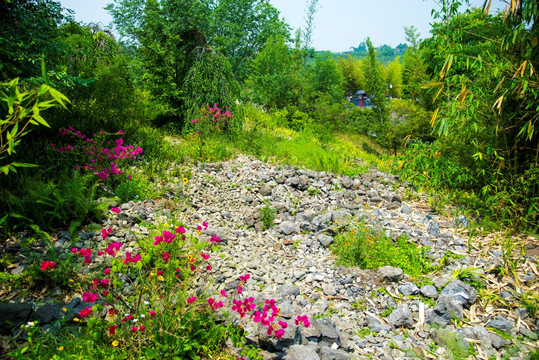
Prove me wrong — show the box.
[322,283,337,296]
[388,304,414,328]
[426,299,463,326]
[401,203,412,214]
[439,280,478,308]
[277,285,301,298]
[311,213,333,232]
[366,316,392,333]
[488,331,511,349]
[259,185,272,196]
[301,314,322,340]
[318,234,334,247]
[320,346,351,360]
[427,221,440,236]
[32,304,62,323]
[420,285,438,299]
[378,266,404,282]
[0,303,34,334]
[279,221,300,235]
[433,275,452,290]
[284,345,320,360]
[398,282,420,296]
[299,175,310,188]
[488,316,514,333]
[317,317,340,346]
[455,215,469,227]
[457,326,497,357]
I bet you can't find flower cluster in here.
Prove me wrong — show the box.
[191,105,233,133]
[52,127,142,182]
[40,260,56,271]
[73,247,92,264]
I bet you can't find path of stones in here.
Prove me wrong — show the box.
[155,155,537,360]
[3,155,538,359]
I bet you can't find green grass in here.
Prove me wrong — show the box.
[332,221,433,277]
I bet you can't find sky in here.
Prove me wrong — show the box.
[59,0,507,53]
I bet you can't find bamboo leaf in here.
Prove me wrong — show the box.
[431,107,440,128]
[433,83,445,102]
[485,0,492,15]
[493,95,504,114]
[11,162,38,168]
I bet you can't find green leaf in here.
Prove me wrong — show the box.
[11,162,38,168]
[48,88,70,109]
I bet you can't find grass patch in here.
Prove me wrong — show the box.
[332,222,433,277]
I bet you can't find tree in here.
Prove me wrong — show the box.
[337,54,364,94]
[364,38,389,135]
[210,0,288,81]
[245,36,301,109]
[383,57,403,98]
[0,0,69,81]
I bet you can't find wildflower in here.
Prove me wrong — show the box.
[58,346,64,351]
[210,235,220,243]
[109,324,117,335]
[112,340,119,347]
[345,242,350,246]
[201,252,209,260]
[40,260,56,271]
[110,207,121,214]
[207,265,212,271]
[101,228,113,239]
[182,177,188,184]
[139,325,145,332]
[187,296,197,304]
[239,273,250,283]
[220,290,227,297]
[208,298,224,310]
[78,307,93,318]
[162,252,170,262]
[118,130,124,135]
[73,318,80,322]
[157,276,164,282]
[104,268,111,275]
[62,307,67,312]
[275,328,285,339]
[82,292,98,303]
[175,225,186,234]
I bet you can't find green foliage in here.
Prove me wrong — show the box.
[0,0,68,81]
[332,222,432,277]
[245,36,302,109]
[182,49,241,126]
[0,172,106,233]
[1,78,69,175]
[210,0,289,81]
[364,38,390,143]
[260,200,277,230]
[430,327,473,360]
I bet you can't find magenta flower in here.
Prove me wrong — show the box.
[78,306,93,318]
[239,273,250,283]
[175,225,186,234]
[82,291,98,303]
[210,235,220,243]
[110,207,121,213]
[162,252,170,262]
[109,324,117,335]
[220,290,227,297]
[40,261,56,271]
[118,130,124,135]
[104,267,111,275]
[187,296,197,304]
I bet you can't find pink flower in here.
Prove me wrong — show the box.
[82,291,98,303]
[104,267,111,275]
[206,265,212,271]
[275,328,285,339]
[110,207,121,213]
[40,261,56,271]
[201,252,209,260]
[239,274,250,283]
[187,296,197,304]
[220,290,227,297]
[175,225,186,234]
[210,235,220,243]
[278,321,288,329]
[237,285,243,295]
[78,306,93,318]
[118,130,124,135]
[109,324,117,335]
[202,221,208,230]
[162,252,170,262]
[101,228,113,239]
[139,325,145,331]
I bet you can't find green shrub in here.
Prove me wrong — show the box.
[332,222,432,277]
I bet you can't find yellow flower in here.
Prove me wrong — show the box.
[58,346,64,351]
[73,318,79,322]
[182,177,189,184]
[62,307,67,312]
[112,340,119,347]
[157,276,164,282]
[345,242,350,246]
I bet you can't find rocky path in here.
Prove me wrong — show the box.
[170,155,538,360]
[2,155,538,359]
